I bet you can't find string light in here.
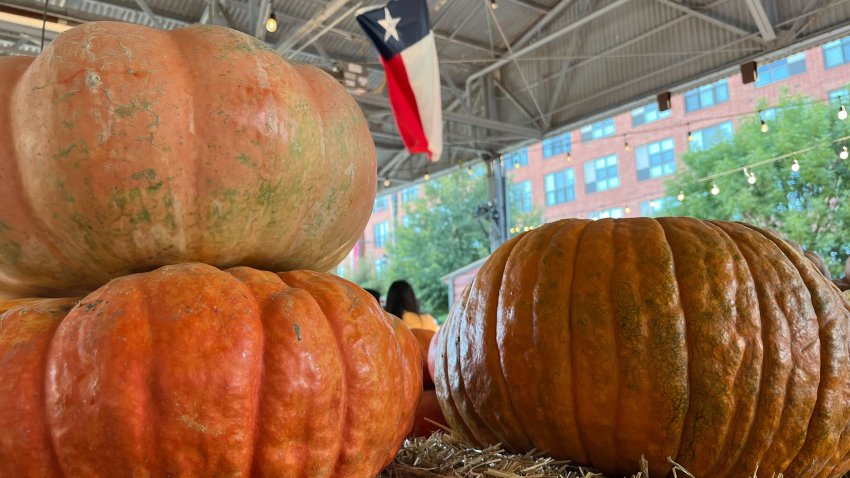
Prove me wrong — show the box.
[383,178,391,187]
[624,140,630,152]
[489,0,498,9]
[265,1,278,33]
[791,159,800,172]
[424,171,431,181]
[710,183,720,195]
[839,105,847,121]
[841,146,849,160]
[624,206,631,214]
[760,119,769,133]
[566,152,572,161]
[687,130,693,142]
[744,167,757,185]
[677,191,685,201]
[514,160,520,169]
[467,166,473,176]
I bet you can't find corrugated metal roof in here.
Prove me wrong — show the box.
[3,0,850,186]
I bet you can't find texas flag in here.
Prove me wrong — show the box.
[356,0,443,162]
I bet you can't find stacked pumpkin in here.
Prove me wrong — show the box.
[0,22,421,477]
[407,329,448,438]
[433,218,850,478]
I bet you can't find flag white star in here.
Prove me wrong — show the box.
[377,7,401,42]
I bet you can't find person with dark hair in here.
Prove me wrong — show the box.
[385,280,438,331]
[363,288,381,304]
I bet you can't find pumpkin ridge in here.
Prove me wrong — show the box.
[3,57,79,294]
[569,219,605,463]
[702,221,765,477]
[437,286,478,443]
[655,218,692,471]
[456,236,523,447]
[709,221,791,474]
[500,223,565,452]
[749,225,850,477]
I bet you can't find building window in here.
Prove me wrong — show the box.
[689,121,733,152]
[823,36,850,68]
[542,133,571,158]
[631,103,671,127]
[544,168,575,206]
[373,221,389,248]
[400,186,418,203]
[640,197,678,217]
[373,195,388,213]
[755,52,807,87]
[511,180,533,212]
[829,88,849,107]
[587,207,623,220]
[684,79,729,112]
[635,138,676,181]
[580,118,615,141]
[504,148,529,168]
[375,256,388,277]
[584,155,619,193]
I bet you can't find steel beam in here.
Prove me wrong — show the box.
[357,94,540,138]
[654,0,757,40]
[288,2,362,58]
[274,0,350,55]
[132,0,164,29]
[464,0,633,95]
[744,0,777,41]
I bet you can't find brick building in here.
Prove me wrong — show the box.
[341,35,850,302]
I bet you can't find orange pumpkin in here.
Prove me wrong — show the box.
[0,263,419,477]
[434,218,850,478]
[0,22,375,297]
[408,390,447,439]
[409,328,436,389]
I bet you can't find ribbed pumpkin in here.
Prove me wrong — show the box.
[0,263,420,477]
[434,217,850,478]
[0,22,375,297]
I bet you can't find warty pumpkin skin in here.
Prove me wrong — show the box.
[433,217,850,478]
[0,263,420,478]
[0,22,376,297]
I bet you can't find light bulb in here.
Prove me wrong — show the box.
[791,159,800,172]
[677,191,685,201]
[467,166,473,176]
[687,131,693,142]
[747,173,757,185]
[523,226,529,232]
[710,183,720,195]
[841,146,849,160]
[383,178,391,187]
[566,152,572,161]
[265,13,278,33]
[424,172,431,181]
[624,207,631,214]
[514,161,520,169]
[760,120,768,133]
[624,141,630,152]
[489,0,498,9]
[839,105,847,121]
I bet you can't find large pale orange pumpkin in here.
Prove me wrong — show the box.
[434,218,850,478]
[0,263,420,477]
[0,22,375,297]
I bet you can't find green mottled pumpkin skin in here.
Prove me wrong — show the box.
[434,217,850,478]
[0,22,375,297]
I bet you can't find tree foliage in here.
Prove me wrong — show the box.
[666,92,850,275]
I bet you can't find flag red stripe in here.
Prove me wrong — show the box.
[381,55,431,156]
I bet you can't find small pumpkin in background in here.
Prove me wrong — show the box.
[0,263,420,478]
[434,217,850,478]
[0,21,375,298]
[406,328,448,438]
[409,328,436,389]
[804,250,831,279]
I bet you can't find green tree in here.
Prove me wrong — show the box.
[387,169,542,320]
[666,92,850,276]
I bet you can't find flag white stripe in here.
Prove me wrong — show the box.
[400,31,443,161]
